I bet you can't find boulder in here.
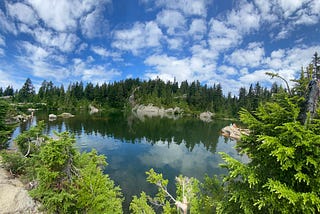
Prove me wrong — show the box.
[58,113,75,118]
[49,114,57,121]
[89,105,99,114]
[221,124,250,140]
[199,111,214,122]
[132,104,182,120]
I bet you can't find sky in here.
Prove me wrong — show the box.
[0,0,319,95]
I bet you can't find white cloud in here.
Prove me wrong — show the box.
[253,0,277,22]
[156,9,186,35]
[91,46,121,59]
[227,42,265,68]
[189,18,207,40]
[72,58,121,84]
[254,0,320,37]
[166,37,183,50]
[155,0,209,17]
[91,46,110,57]
[278,0,305,18]
[77,43,88,53]
[144,54,216,83]
[0,70,17,88]
[208,19,241,52]
[18,41,70,80]
[145,54,192,82]
[7,2,38,26]
[227,1,261,34]
[80,7,109,38]
[26,0,110,32]
[32,28,79,52]
[21,41,50,61]
[0,9,17,34]
[112,21,163,55]
[218,65,238,76]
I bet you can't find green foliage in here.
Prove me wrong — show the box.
[15,121,47,156]
[0,100,13,149]
[8,77,277,118]
[0,151,27,175]
[199,175,224,213]
[130,192,155,214]
[73,150,123,214]
[131,168,202,213]
[29,132,123,213]
[219,91,320,214]
[16,78,35,103]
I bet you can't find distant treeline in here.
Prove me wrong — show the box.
[0,78,284,117]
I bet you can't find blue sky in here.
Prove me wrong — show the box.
[0,0,319,95]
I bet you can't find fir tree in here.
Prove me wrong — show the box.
[218,91,320,213]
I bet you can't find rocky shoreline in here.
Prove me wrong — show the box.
[0,157,41,214]
[221,124,250,140]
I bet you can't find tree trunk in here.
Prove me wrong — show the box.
[300,79,320,123]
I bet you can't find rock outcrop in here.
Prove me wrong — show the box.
[49,113,57,121]
[89,105,99,114]
[58,112,75,118]
[132,104,182,120]
[221,124,250,140]
[8,114,33,124]
[199,111,214,122]
[0,157,41,214]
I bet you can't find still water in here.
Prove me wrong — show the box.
[11,110,247,211]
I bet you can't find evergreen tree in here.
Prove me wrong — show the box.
[0,100,12,149]
[3,85,14,96]
[18,78,35,102]
[30,132,123,213]
[218,92,320,213]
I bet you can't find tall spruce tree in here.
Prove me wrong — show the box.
[18,78,35,102]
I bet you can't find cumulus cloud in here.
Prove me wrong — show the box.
[208,19,241,52]
[32,28,79,52]
[254,0,320,39]
[156,9,186,35]
[72,58,121,84]
[7,2,38,26]
[144,53,216,83]
[227,1,261,34]
[112,21,163,55]
[26,0,111,32]
[226,42,265,68]
[18,41,70,79]
[189,18,207,40]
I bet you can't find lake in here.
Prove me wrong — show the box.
[11,110,248,211]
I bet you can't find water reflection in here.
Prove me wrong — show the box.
[12,110,247,212]
[35,111,225,153]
